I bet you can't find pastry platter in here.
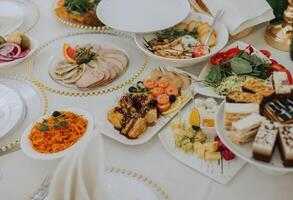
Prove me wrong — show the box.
[159,99,246,184]
[96,66,195,145]
[0,75,48,148]
[29,31,148,97]
[216,101,293,174]
[0,0,40,35]
[53,0,107,30]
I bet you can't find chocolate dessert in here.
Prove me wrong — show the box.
[278,125,293,167]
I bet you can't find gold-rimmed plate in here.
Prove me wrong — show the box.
[53,0,107,30]
[0,0,40,34]
[29,31,148,97]
[0,75,48,148]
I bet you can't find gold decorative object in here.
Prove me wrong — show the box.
[265,0,293,51]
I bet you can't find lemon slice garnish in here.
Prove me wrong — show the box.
[162,96,183,115]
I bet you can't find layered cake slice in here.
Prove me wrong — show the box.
[243,79,274,97]
[273,71,292,95]
[224,103,259,131]
[226,91,263,104]
[263,97,293,124]
[231,113,264,145]
[252,120,279,163]
[278,125,293,167]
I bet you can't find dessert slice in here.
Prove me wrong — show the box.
[252,120,279,163]
[224,103,259,131]
[273,71,292,95]
[226,91,263,104]
[278,125,293,167]
[243,79,274,97]
[231,113,264,145]
[263,97,293,124]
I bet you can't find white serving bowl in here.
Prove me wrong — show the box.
[21,108,94,160]
[0,35,38,69]
[134,12,229,67]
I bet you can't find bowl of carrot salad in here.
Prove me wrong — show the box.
[21,108,94,160]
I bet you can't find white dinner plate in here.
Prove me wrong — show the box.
[215,101,293,173]
[0,75,47,147]
[43,167,169,200]
[0,84,25,138]
[159,101,246,184]
[195,41,271,99]
[0,1,24,36]
[96,0,190,33]
[21,108,94,160]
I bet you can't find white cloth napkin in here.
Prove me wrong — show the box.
[202,0,275,35]
[47,133,107,200]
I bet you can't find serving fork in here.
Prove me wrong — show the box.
[29,175,51,200]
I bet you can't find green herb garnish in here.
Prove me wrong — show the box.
[39,124,49,132]
[64,0,100,16]
[53,121,67,129]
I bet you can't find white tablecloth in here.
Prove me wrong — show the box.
[0,1,293,200]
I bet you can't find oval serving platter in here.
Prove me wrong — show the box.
[29,30,148,97]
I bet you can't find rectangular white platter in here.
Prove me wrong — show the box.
[96,67,195,145]
[158,100,246,184]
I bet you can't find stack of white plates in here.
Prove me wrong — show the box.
[0,1,24,36]
[0,84,25,138]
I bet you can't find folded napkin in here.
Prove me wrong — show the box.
[47,133,107,200]
[202,0,275,35]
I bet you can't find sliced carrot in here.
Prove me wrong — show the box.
[165,85,179,96]
[143,79,158,89]
[157,94,170,105]
[151,87,164,97]
[158,80,169,88]
[157,102,171,113]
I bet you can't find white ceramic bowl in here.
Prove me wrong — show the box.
[134,12,229,67]
[0,36,38,69]
[215,102,293,175]
[21,108,94,160]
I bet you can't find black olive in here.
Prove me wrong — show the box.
[52,111,61,117]
[128,86,138,93]
[148,99,158,107]
[169,95,176,103]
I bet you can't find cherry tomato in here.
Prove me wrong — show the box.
[157,102,171,113]
[158,80,169,88]
[165,85,179,96]
[225,47,241,59]
[143,79,158,89]
[260,50,271,58]
[192,51,205,58]
[157,94,170,105]
[192,45,210,58]
[210,52,227,65]
[151,87,164,97]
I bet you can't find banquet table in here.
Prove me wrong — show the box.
[0,1,293,200]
